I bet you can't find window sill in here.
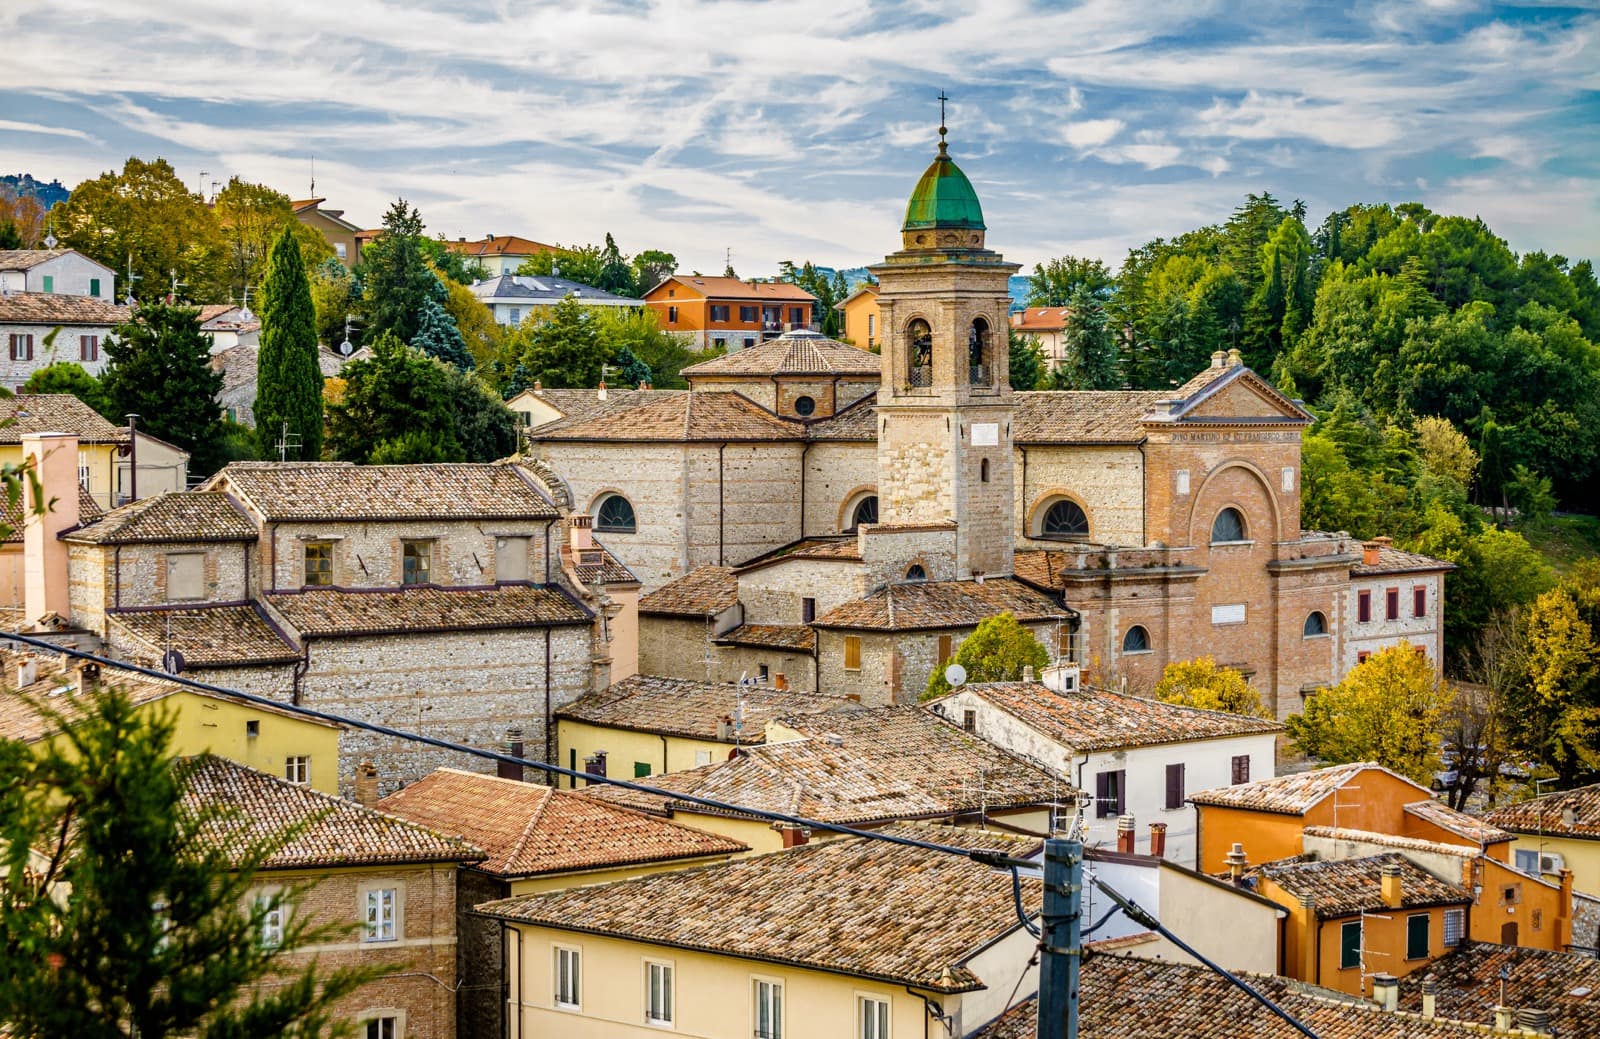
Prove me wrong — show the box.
[1209,540,1255,548]
[1121,649,1154,656]
[554,1003,582,1013]
[1303,633,1330,640]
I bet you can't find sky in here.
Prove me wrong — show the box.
[1,0,1596,278]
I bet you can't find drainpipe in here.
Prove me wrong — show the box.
[543,519,552,584]
[1136,441,1147,547]
[660,734,669,774]
[799,441,812,540]
[717,443,727,566]
[1019,445,1029,532]
[113,545,122,610]
[125,413,139,503]
[543,628,553,771]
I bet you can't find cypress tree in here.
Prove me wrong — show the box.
[255,225,324,460]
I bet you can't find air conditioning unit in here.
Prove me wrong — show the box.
[1540,852,1566,874]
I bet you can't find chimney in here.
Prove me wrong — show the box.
[1372,973,1398,1012]
[73,660,101,697]
[1041,663,1079,694]
[1210,350,1228,369]
[1421,975,1437,1019]
[638,380,649,390]
[1493,1007,1515,1032]
[716,716,733,741]
[1362,540,1382,566]
[22,433,80,627]
[597,380,608,401]
[1116,815,1136,854]
[1517,1009,1552,1032]
[15,653,38,688]
[1022,665,1035,683]
[1149,822,1168,859]
[773,672,788,691]
[486,233,495,241]
[533,379,543,392]
[1225,842,1249,883]
[780,825,810,848]
[354,759,381,807]
[1226,347,1243,367]
[498,727,525,781]
[1381,860,1404,909]
[569,514,595,552]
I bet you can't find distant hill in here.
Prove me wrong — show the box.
[1,174,70,209]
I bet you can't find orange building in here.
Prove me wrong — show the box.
[835,283,879,349]
[643,275,818,351]
[1010,306,1071,369]
[443,234,557,276]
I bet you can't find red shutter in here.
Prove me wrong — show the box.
[1358,591,1371,622]
[1414,587,1426,617]
[1165,763,1185,810]
[1386,588,1400,620]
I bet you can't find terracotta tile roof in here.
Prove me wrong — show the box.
[107,603,301,668]
[527,390,800,442]
[1012,391,1166,444]
[683,329,880,377]
[735,536,861,571]
[1299,826,1478,859]
[1,484,99,543]
[0,292,130,327]
[266,584,590,638]
[563,541,638,585]
[930,681,1282,753]
[1397,943,1600,1039]
[474,823,1041,994]
[802,393,878,440]
[555,674,849,743]
[978,956,1526,1038]
[1480,782,1600,839]
[0,249,75,271]
[1351,545,1457,576]
[1012,306,1072,331]
[590,705,1068,824]
[637,565,739,616]
[443,235,557,258]
[181,755,481,870]
[1258,853,1470,918]
[716,623,816,652]
[812,577,1069,632]
[1188,762,1424,815]
[523,388,681,427]
[1155,362,1314,425]
[207,461,558,521]
[651,275,818,303]
[376,769,745,878]
[0,394,128,444]
[62,491,256,544]
[1403,798,1514,844]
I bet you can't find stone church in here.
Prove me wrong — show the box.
[524,127,1451,719]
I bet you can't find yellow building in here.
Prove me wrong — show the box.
[1482,783,1600,896]
[834,283,879,350]
[0,395,188,510]
[476,823,1041,1039]
[554,673,853,789]
[0,649,342,793]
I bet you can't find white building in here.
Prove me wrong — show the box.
[1344,537,1451,671]
[0,249,116,300]
[468,274,642,327]
[927,666,1283,866]
[0,294,129,389]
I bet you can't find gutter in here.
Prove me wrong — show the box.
[717,442,727,566]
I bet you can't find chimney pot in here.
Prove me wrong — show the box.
[1372,972,1399,1012]
[1022,665,1035,683]
[15,653,37,688]
[1381,860,1404,909]
[1116,814,1136,854]
[1211,350,1228,369]
[1227,347,1243,367]
[1225,841,1249,883]
[1362,540,1382,566]
[354,759,380,806]
[1493,1006,1515,1032]
[773,673,788,691]
[1421,975,1438,1019]
[1517,1008,1552,1031]
[1149,821,1168,859]
[73,660,101,696]
[597,380,608,401]
[569,514,595,552]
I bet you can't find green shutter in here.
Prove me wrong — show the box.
[1407,914,1430,959]
[90,278,100,296]
[1340,921,1361,969]
[41,275,53,293]
[634,761,652,778]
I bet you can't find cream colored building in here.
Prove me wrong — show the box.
[1482,782,1600,897]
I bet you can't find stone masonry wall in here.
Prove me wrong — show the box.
[1014,444,1144,548]
[263,520,549,592]
[801,442,877,536]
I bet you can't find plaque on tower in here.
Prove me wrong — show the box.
[971,422,999,447]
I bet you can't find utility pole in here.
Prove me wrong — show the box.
[1037,837,1083,1039]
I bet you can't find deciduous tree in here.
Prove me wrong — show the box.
[1285,644,1453,784]
[102,302,226,474]
[1506,588,1600,784]
[1026,255,1113,306]
[213,177,332,302]
[20,360,115,420]
[1153,656,1269,717]
[923,612,1050,699]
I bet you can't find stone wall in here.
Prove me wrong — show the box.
[262,519,550,592]
[801,442,876,536]
[1345,572,1446,674]
[66,540,252,631]
[737,558,866,625]
[815,620,1058,705]
[454,868,508,1039]
[1014,444,1144,548]
[0,321,114,388]
[638,613,818,690]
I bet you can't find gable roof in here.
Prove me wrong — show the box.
[265,584,590,639]
[106,603,302,668]
[0,249,98,271]
[649,275,817,303]
[1,483,99,543]
[637,565,739,617]
[468,273,640,306]
[526,390,800,442]
[834,283,878,309]
[0,292,130,327]
[376,769,746,878]
[1257,852,1471,918]
[182,755,481,870]
[1402,798,1514,845]
[1012,391,1167,445]
[207,461,558,521]
[811,576,1070,632]
[802,392,878,440]
[0,394,128,444]
[1397,943,1600,1039]
[474,823,1040,994]
[1012,306,1073,332]
[682,329,880,378]
[1351,545,1458,576]
[931,681,1283,753]
[1188,762,1425,815]
[444,235,557,258]
[62,491,256,544]
[555,674,849,743]
[1147,360,1313,426]
[519,387,679,427]
[1479,782,1600,840]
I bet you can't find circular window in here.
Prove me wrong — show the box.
[1123,625,1151,653]
[793,395,816,417]
[905,564,927,582]
[1211,507,1246,543]
[1304,611,1328,637]
[847,495,879,531]
[1040,499,1089,540]
[595,494,636,533]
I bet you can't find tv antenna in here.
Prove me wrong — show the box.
[337,313,360,356]
[275,421,302,462]
[124,253,142,305]
[167,269,186,304]
[236,285,254,323]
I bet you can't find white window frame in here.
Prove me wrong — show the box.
[285,755,310,786]
[361,1014,400,1039]
[258,892,286,948]
[752,975,784,1039]
[857,992,891,1039]
[644,958,674,1027]
[554,944,582,1010]
[364,887,397,943]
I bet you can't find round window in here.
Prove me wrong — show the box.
[794,395,816,417]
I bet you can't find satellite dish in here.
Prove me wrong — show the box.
[337,338,354,356]
[944,663,967,688]
[162,649,185,675]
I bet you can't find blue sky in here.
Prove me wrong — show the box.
[1,0,1595,277]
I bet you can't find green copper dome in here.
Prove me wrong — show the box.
[902,139,985,232]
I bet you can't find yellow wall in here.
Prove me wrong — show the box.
[503,923,929,1039]
[556,718,734,790]
[838,288,880,350]
[1507,833,1600,896]
[0,441,116,512]
[507,854,741,897]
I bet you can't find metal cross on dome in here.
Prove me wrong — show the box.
[937,90,950,152]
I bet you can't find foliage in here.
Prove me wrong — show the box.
[588,307,698,389]
[518,242,604,288]
[1152,656,1269,717]
[777,261,844,336]
[1008,328,1046,391]
[418,236,486,285]
[1026,255,1114,306]
[1505,585,1600,784]
[21,361,115,419]
[436,272,502,367]
[614,347,652,388]
[517,237,678,299]
[923,613,1050,699]
[499,296,609,388]
[447,368,519,462]
[102,302,226,474]
[1285,644,1453,784]
[1050,284,1120,389]
[255,226,325,461]
[1414,415,1478,493]
[0,184,47,247]
[52,157,227,302]
[213,177,332,302]
[309,258,360,351]
[358,199,435,345]
[631,249,678,296]
[0,683,371,1037]
[411,289,474,370]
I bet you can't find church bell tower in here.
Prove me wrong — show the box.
[870,112,1020,579]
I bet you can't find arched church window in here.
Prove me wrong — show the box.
[1123,625,1151,653]
[1303,611,1328,637]
[1040,498,1089,540]
[906,319,933,388]
[905,564,927,582]
[595,493,636,533]
[969,317,991,386]
[1211,507,1247,543]
[793,395,816,417]
[847,495,879,531]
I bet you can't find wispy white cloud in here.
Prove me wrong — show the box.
[1060,119,1124,149]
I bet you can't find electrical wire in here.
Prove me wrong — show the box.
[1008,864,1041,937]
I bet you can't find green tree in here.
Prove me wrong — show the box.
[411,288,474,370]
[359,200,435,345]
[326,334,460,463]
[1285,644,1453,784]
[447,367,519,462]
[1051,284,1119,389]
[418,236,486,285]
[591,307,696,389]
[595,233,634,295]
[309,258,360,352]
[21,360,115,419]
[1506,588,1600,783]
[517,243,604,287]
[1008,328,1046,391]
[614,347,651,388]
[436,272,502,367]
[923,612,1050,699]
[631,249,678,297]
[102,302,226,474]
[1026,256,1114,306]
[255,226,324,461]
[506,297,610,388]
[0,684,369,1038]
[213,177,332,302]
[1152,656,1269,717]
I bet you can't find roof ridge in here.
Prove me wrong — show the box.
[506,783,558,865]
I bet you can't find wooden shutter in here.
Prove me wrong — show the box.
[1095,772,1111,818]
[1414,586,1427,617]
[843,635,861,671]
[938,635,953,665]
[1358,591,1371,622]
[1386,588,1400,620]
[1165,763,1185,810]
[1115,769,1127,815]
[1232,755,1250,785]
